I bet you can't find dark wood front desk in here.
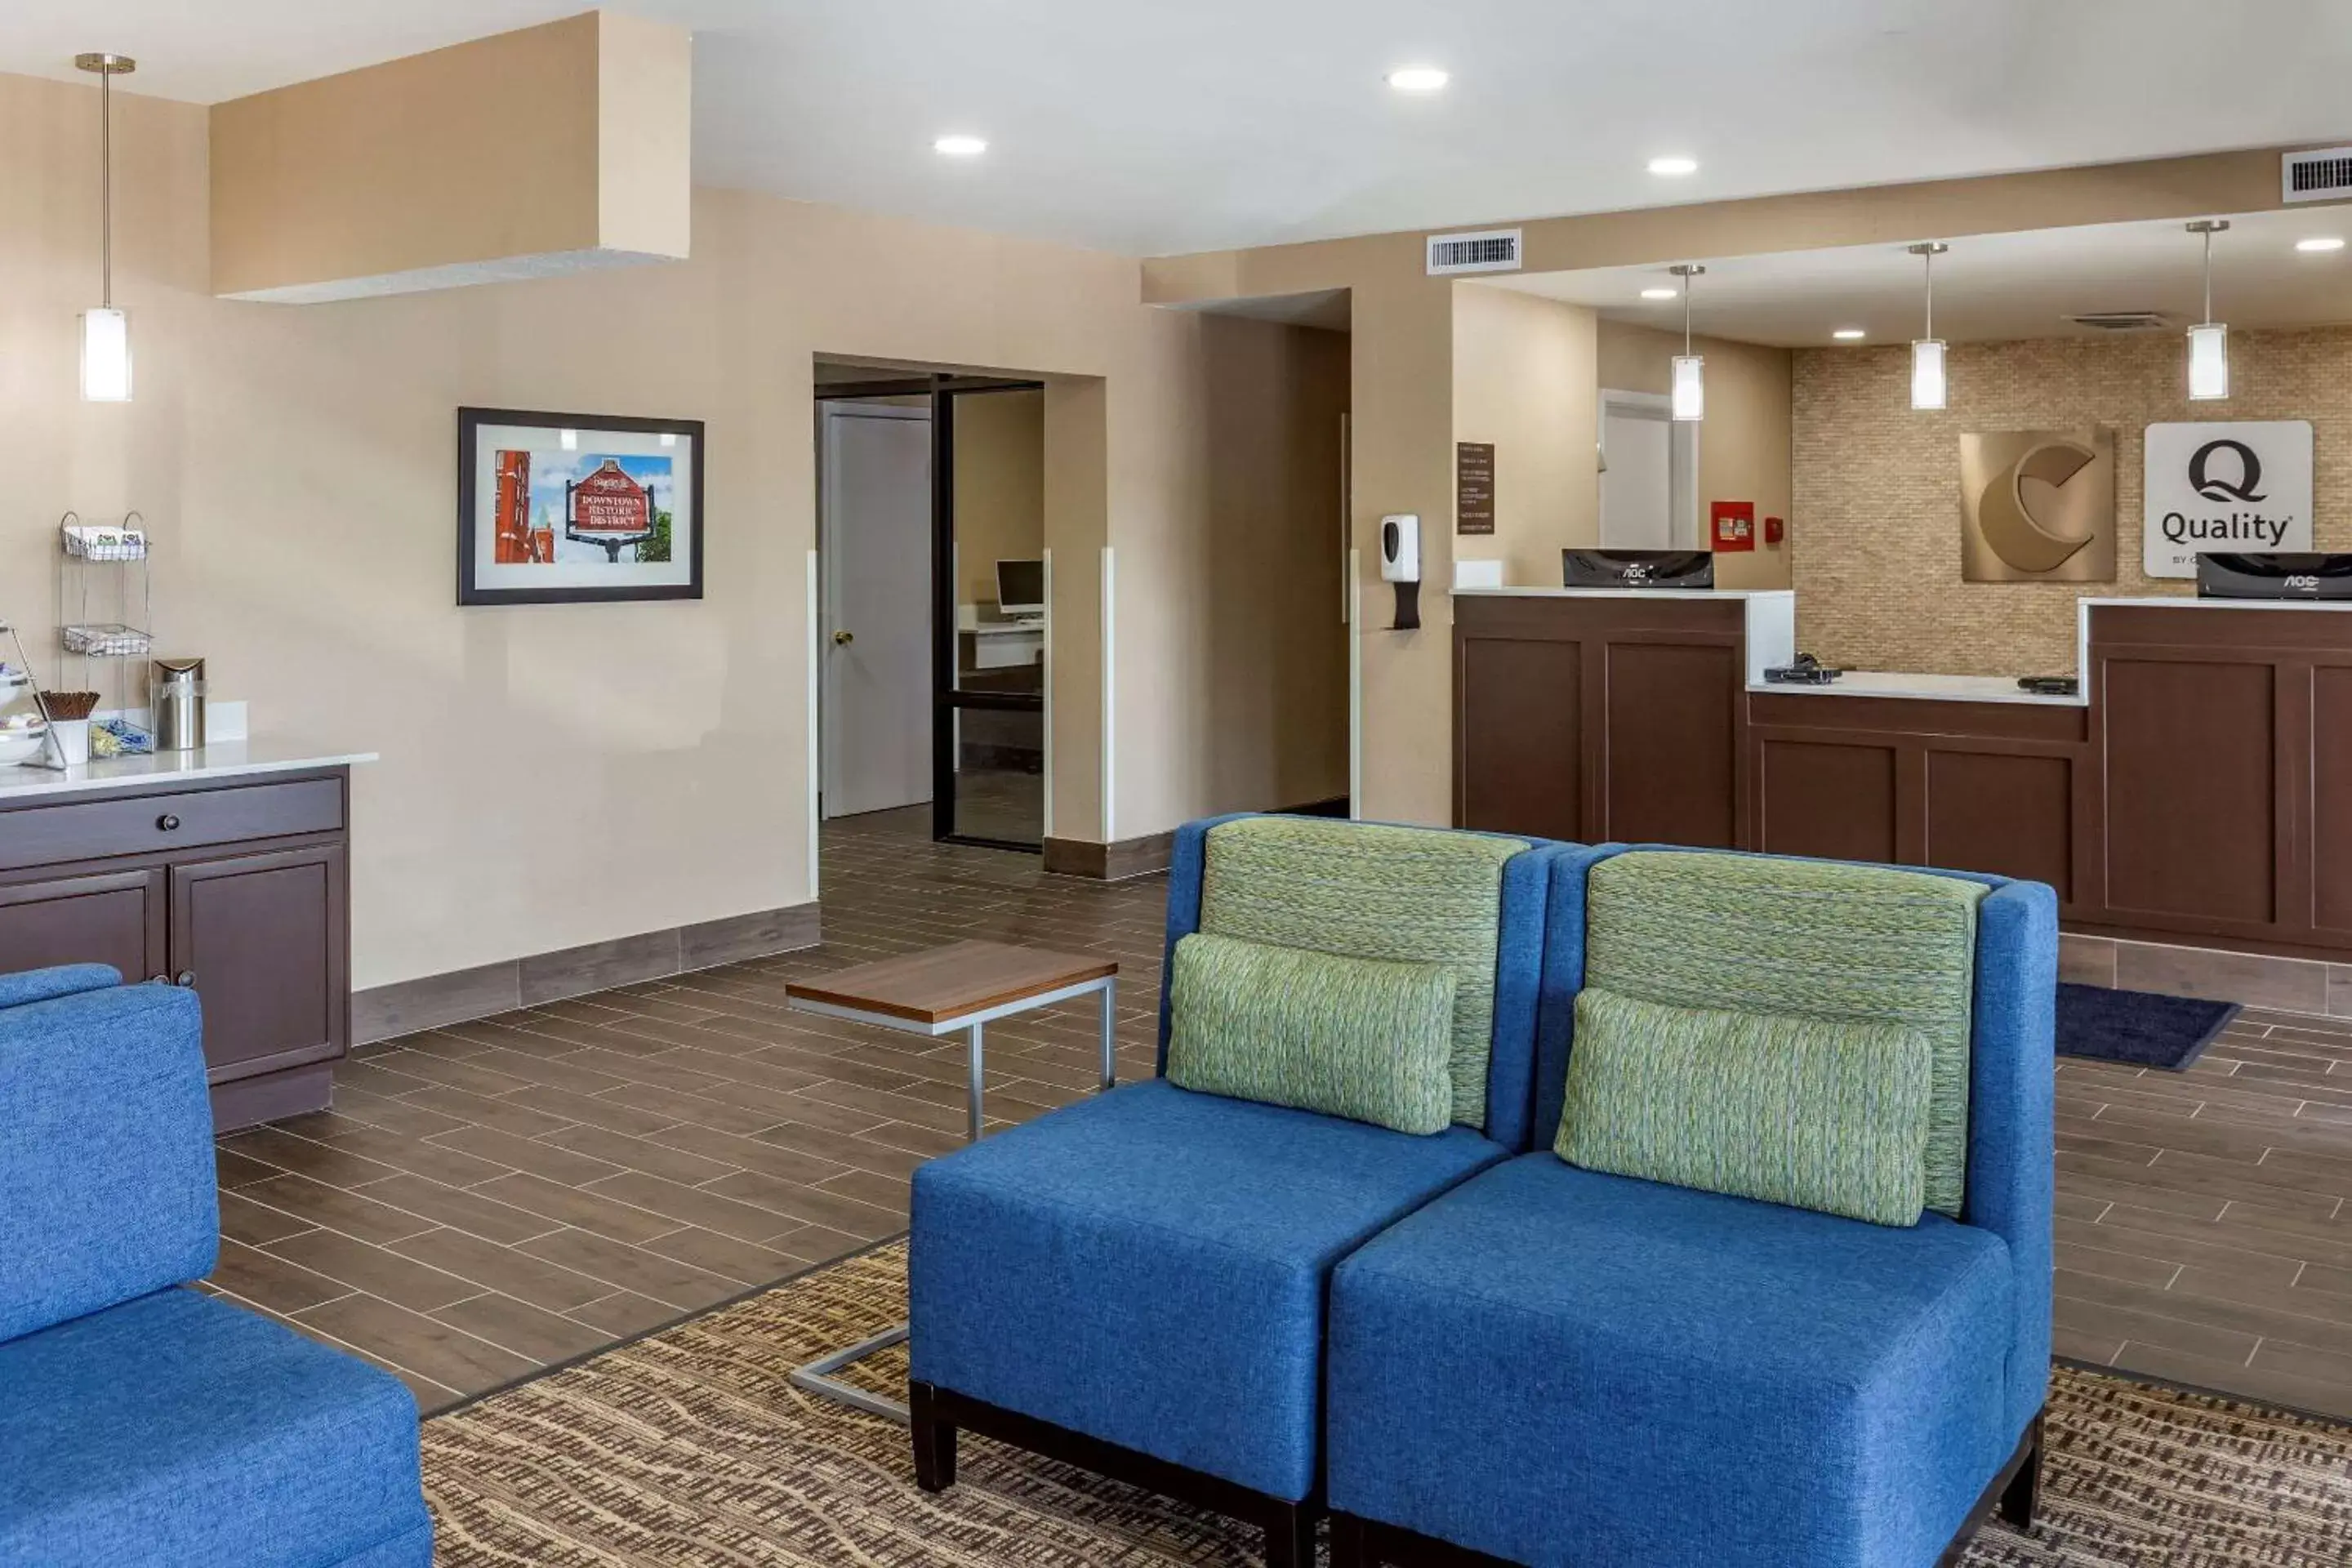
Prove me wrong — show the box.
[1455,590,2352,969]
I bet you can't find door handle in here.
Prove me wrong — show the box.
[833,630,855,646]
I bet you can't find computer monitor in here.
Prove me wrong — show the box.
[996,559,1045,616]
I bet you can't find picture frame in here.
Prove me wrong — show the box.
[457,407,705,605]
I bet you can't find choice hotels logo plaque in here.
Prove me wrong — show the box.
[1959,428,2117,582]
[2144,421,2314,578]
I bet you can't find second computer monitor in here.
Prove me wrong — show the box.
[996,559,1045,616]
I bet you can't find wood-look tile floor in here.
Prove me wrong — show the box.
[202,805,2352,1424]
[199,805,1168,1413]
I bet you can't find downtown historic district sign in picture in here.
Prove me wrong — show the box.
[2143,420,2314,579]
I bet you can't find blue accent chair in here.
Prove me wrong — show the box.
[1325,850,2058,1568]
[907,817,1574,1567]
[0,966,434,1568]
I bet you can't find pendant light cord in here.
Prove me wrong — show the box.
[1682,270,1692,356]
[99,65,112,310]
[2201,225,2213,325]
[1923,246,1934,341]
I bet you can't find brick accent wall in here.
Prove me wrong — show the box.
[1790,326,2352,675]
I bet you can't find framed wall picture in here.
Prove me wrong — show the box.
[457,408,704,605]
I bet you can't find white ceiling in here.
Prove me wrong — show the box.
[11,1,2352,256]
[1498,207,2352,346]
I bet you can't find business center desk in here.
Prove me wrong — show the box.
[1454,586,2352,966]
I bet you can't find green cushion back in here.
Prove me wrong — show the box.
[1167,933,1458,1134]
[1586,850,1983,1218]
[1200,817,1525,1132]
[1557,987,1935,1227]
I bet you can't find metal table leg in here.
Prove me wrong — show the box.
[788,977,1117,1425]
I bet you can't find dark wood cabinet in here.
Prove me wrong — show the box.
[0,768,351,1129]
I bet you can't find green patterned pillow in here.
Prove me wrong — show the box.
[1586,851,1981,1217]
[1200,817,1525,1133]
[1167,933,1458,1134]
[1557,987,1934,1227]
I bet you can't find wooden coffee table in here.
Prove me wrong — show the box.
[782,939,1120,1419]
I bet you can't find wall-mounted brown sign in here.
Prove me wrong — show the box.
[1959,427,2116,583]
[1456,442,1495,535]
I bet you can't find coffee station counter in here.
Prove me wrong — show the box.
[0,737,377,800]
[1451,585,2352,964]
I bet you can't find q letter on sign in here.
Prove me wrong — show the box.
[2144,421,2313,579]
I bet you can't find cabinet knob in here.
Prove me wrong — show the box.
[149,973,169,986]
[156,813,181,831]
[176,971,195,987]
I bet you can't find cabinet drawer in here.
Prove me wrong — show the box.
[0,777,344,871]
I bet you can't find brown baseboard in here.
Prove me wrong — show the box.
[1044,831,1175,881]
[2060,930,2338,1018]
[353,902,822,1044]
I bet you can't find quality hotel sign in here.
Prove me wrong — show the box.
[2144,421,2314,579]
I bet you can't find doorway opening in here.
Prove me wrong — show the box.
[1598,388,1700,550]
[815,362,1047,853]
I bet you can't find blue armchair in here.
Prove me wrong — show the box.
[906,816,1569,1566]
[0,965,433,1568]
[1325,849,2057,1568]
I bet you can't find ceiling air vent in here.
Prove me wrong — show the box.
[1427,228,1522,276]
[2067,310,2170,332]
[2284,146,2352,203]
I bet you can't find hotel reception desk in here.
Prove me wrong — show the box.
[1454,587,2352,974]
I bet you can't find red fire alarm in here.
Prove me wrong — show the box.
[1711,500,1756,552]
[1765,514,1785,546]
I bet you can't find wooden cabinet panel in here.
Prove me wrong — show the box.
[171,842,347,1084]
[1458,637,1582,840]
[0,866,166,981]
[2101,657,2275,924]
[0,777,344,872]
[2311,666,2352,934]
[1758,740,1898,864]
[1926,751,2074,899]
[1604,641,1738,848]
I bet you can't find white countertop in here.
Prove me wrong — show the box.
[0,738,376,801]
[2077,595,2352,612]
[1453,586,1794,602]
[1750,670,2084,706]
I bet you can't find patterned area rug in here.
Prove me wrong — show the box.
[422,1242,2352,1566]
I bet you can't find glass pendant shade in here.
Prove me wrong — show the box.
[79,307,131,402]
[1670,354,1705,421]
[2187,322,2230,401]
[1910,338,1948,411]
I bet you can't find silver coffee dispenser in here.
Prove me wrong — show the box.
[152,657,205,751]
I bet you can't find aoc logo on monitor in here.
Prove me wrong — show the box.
[1959,427,2117,583]
[2145,421,2313,578]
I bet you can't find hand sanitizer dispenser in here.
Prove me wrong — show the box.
[1380,514,1422,630]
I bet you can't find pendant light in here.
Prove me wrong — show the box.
[1908,242,1949,411]
[1668,264,1705,421]
[2186,219,2230,401]
[76,51,136,403]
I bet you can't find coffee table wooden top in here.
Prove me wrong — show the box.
[783,939,1118,1026]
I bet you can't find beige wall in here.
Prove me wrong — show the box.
[952,389,1045,608]
[1451,283,1598,586]
[1144,146,2333,826]
[5,67,1312,991]
[1594,319,1793,590]
[1791,327,2352,675]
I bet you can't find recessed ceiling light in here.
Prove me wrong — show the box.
[1386,65,1449,92]
[1640,287,1678,301]
[1647,155,1699,176]
[1833,327,1867,341]
[933,134,987,158]
[2296,235,2346,253]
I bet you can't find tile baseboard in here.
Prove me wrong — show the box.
[1043,831,1175,881]
[353,902,821,1044]
[2059,930,2339,1018]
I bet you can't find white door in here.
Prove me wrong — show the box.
[820,403,933,818]
[1601,403,1673,549]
